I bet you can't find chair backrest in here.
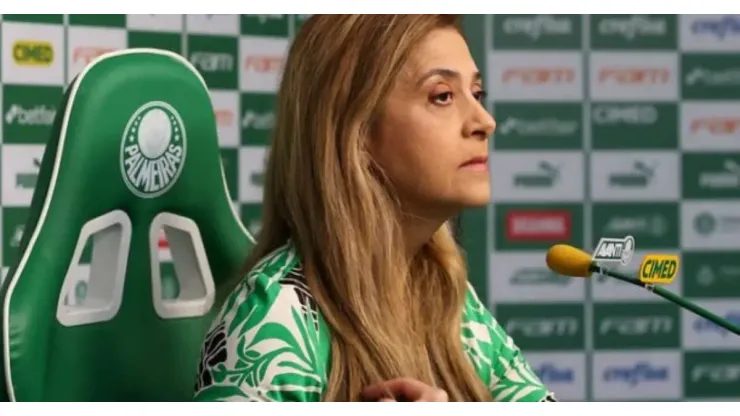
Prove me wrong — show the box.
[0,48,253,401]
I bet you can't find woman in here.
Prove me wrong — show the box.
[193,14,556,402]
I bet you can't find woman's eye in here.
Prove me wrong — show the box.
[473,90,487,102]
[432,92,453,104]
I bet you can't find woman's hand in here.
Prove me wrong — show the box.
[362,377,449,402]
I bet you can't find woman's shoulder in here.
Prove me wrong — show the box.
[194,242,332,402]
[216,242,307,322]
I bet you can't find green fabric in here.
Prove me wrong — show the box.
[193,242,555,402]
[0,49,252,401]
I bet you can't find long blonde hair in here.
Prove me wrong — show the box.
[240,15,491,402]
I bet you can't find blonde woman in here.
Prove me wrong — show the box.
[193,15,556,402]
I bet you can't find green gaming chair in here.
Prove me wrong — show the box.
[0,48,255,401]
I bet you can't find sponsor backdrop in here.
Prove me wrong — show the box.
[0,14,738,401]
[465,14,740,402]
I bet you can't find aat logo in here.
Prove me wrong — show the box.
[639,254,679,284]
[592,235,635,266]
[12,40,54,66]
[120,101,187,198]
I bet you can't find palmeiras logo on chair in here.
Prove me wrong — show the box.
[120,101,187,198]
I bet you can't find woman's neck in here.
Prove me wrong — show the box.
[401,213,446,259]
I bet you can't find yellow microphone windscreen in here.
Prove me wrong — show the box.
[546,244,593,278]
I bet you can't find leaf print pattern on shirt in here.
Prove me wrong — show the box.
[195,321,228,392]
[194,243,555,402]
[462,283,553,402]
[193,244,329,401]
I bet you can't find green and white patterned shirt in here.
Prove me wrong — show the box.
[193,242,556,402]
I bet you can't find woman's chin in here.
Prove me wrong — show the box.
[457,189,492,209]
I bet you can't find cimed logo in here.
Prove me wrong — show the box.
[120,101,186,198]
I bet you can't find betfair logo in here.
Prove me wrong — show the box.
[13,40,54,66]
[639,254,679,284]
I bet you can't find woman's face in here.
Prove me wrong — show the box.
[370,27,495,221]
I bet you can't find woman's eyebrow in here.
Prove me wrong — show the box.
[415,68,481,87]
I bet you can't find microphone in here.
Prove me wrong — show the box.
[546,244,740,336]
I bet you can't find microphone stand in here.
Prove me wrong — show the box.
[590,264,740,336]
